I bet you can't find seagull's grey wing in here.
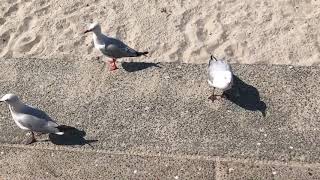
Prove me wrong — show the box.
[105,44,135,58]
[16,114,46,130]
[21,105,52,120]
[18,105,60,133]
[105,38,140,58]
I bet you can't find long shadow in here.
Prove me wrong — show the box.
[121,62,161,72]
[49,125,97,147]
[224,75,267,117]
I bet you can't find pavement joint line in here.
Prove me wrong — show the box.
[215,157,221,180]
[1,143,320,168]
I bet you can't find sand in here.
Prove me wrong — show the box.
[0,0,320,65]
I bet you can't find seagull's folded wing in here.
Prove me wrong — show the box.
[105,43,138,58]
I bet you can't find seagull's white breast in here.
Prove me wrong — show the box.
[209,71,233,90]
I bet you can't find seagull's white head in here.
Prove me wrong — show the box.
[0,94,21,104]
[84,22,101,34]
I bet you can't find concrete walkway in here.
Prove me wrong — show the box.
[0,58,320,179]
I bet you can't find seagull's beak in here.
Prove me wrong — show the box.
[83,29,91,34]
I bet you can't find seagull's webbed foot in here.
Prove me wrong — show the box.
[216,94,226,99]
[209,95,225,102]
[109,59,118,71]
[209,89,226,102]
[208,94,217,102]
[22,131,37,145]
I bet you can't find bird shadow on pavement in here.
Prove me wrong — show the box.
[224,75,267,117]
[48,125,98,148]
[121,62,161,72]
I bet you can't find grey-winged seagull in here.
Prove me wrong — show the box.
[207,55,233,101]
[0,94,64,144]
[84,22,149,71]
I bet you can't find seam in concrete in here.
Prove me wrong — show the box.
[215,156,221,180]
[1,143,320,169]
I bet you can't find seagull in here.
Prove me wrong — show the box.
[0,94,64,144]
[84,22,149,71]
[207,55,233,101]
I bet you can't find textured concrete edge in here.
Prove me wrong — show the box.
[1,144,320,179]
[0,145,216,179]
[1,143,320,169]
[1,58,320,177]
[3,57,317,67]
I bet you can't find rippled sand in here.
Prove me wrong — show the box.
[0,0,319,65]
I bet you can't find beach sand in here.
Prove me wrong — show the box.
[0,0,319,65]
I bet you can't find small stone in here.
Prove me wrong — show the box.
[257,142,261,146]
[144,106,150,111]
[160,8,167,13]
[174,176,179,179]
[228,168,234,172]
[272,171,277,175]
[0,151,4,155]
[289,146,293,149]
[133,170,137,174]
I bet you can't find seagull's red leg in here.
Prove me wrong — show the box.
[109,58,118,71]
[209,88,217,102]
[209,88,227,102]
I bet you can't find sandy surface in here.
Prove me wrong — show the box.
[0,0,320,65]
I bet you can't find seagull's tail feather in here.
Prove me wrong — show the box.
[136,51,149,57]
[55,132,64,135]
[55,125,76,135]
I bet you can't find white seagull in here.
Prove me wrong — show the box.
[84,22,149,71]
[0,94,64,144]
[207,55,233,101]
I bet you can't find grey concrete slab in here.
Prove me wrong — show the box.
[218,160,320,180]
[0,145,215,179]
[0,58,320,164]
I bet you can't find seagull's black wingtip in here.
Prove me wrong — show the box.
[137,51,149,57]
